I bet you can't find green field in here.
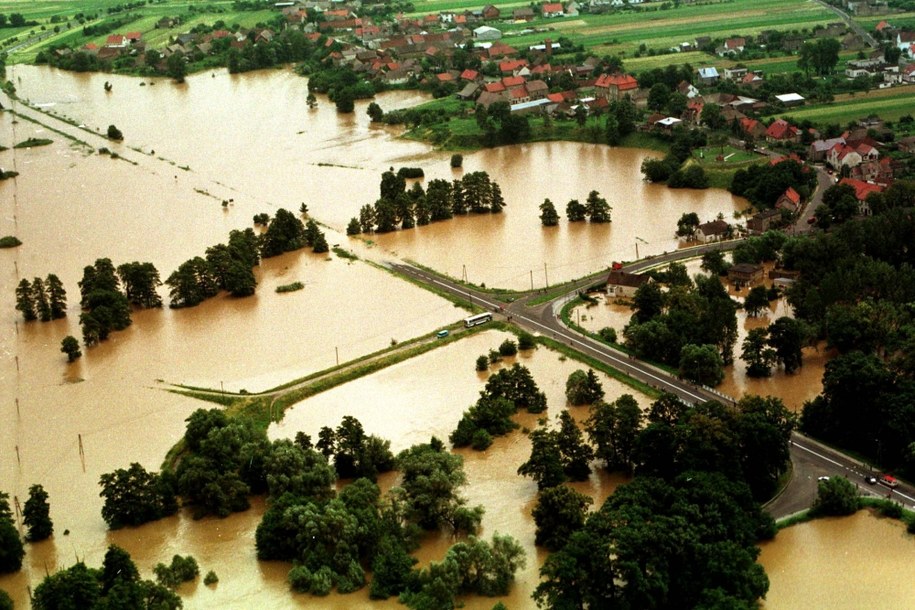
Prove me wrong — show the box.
[781,86,915,125]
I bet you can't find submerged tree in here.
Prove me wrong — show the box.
[23,484,53,541]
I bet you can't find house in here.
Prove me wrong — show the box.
[717,37,746,56]
[903,64,915,83]
[723,67,747,80]
[809,137,846,162]
[747,209,782,234]
[542,2,565,17]
[677,80,700,98]
[594,73,638,100]
[697,219,730,242]
[482,4,501,19]
[473,25,502,41]
[765,119,799,143]
[741,72,764,88]
[526,79,549,99]
[513,7,535,20]
[739,117,767,139]
[456,82,480,100]
[697,67,719,85]
[897,31,915,53]
[105,34,128,48]
[776,187,801,214]
[606,271,650,298]
[728,263,764,287]
[898,135,915,153]
[839,177,884,215]
[828,143,864,169]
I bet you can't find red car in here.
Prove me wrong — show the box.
[807,216,817,225]
[879,474,899,488]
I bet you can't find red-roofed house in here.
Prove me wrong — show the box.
[510,86,530,103]
[106,34,127,48]
[502,75,525,88]
[436,72,455,83]
[776,187,801,213]
[839,177,884,215]
[765,119,799,143]
[125,31,142,42]
[460,69,481,82]
[740,117,767,138]
[828,143,862,169]
[499,59,528,74]
[484,81,506,93]
[546,92,566,103]
[875,20,890,33]
[594,73,638,101]
[542,3,565,17]
[487,43,518,58]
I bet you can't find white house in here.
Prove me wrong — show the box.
[473,26,502,41]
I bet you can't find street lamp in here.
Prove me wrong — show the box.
[635,236,648,259]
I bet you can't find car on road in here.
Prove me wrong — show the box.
[807,216,817,225]
[878,474,899,488]
[436,330,449,339]
[864,474,877,485]
[818,476,830,482]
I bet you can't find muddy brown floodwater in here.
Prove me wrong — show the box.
[0,62,861,609]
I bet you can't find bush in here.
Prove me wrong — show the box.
[450,154,463,168]
[810,477,860,517]
[471,429,493,451]
[204,570,219,585]
[397,167,424,179]
[598,327,617,343]
[0,236,21,248]
[476,355,489,371]
[154,554,199,589]
[488,349,502,364]
[518,331,536,350]
[106,125,123,141]
[874,499,903,519]
[498,339,518,357]
[276,282,304,293]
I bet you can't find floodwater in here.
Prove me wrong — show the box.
[0,62,812,608]
[573,257,826,411]
[759,511,915,608]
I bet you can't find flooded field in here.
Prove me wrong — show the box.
[759,511,915,609]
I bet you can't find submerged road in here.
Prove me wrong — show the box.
[391,248,915,519]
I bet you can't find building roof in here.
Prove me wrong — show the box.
[766,118,797,140]
[775,92,805,104]
[699,219,729,236]
[542,2,564,13]
[781,186,801,205]
[698,67,719,78]
[460,69,479,80]
[607,270,650,288]
[839,178,884,201]
[595,72,638,90]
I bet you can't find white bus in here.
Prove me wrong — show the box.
[464,312,493,327]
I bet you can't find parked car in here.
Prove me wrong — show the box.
[807,216,817,225]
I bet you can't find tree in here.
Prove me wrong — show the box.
[538,198,559,226]
[261,208,307,257]
[701,250,730,276]
[165,52,186,82]
[335,88,355,113]
[165,256,218,308]
[632,281,663,323]
[676,212,700,239]
[821,183,860,225]
[518,428,566,490]
[395,441,483,534]
[26,278,46,319]
[555,411,594,481]
[743,285,770,317]
[565,369,604,405]
[768,316,806,373]
[810,476,859,516]
[46,273,67,319]
[565,198,586,222]
[700,103,725,129]
[0,491,24,573]
[99,463,178,529]
[585,190,611,223]
[532,485,592,551]
[586,394,644,473]
[647,82,670,111]
[23,484,53,541]
[107,124,123,141]
[678,343,725,386]
[15,277,35,321]
[367,102,384,122]
[741,328,776,377]
[61,335,82,362]
[346,217,362,235]
[117,262,162,308]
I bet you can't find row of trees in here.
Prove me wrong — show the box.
[538,190,612,226]
[348,170,506,235]
[78,258,142,346]
[15,274,67,322]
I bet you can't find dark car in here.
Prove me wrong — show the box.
[864,474,877,485]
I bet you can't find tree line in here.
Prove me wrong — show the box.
[15,274,66,322]
[1,484,53,577]
[15,208,330,352]
[538,190,612,226]
[347,169,505,236]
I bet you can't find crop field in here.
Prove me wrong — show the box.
[780,85,915,124]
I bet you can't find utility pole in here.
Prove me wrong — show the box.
[530,270,534,291]
[544,263,549,288]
